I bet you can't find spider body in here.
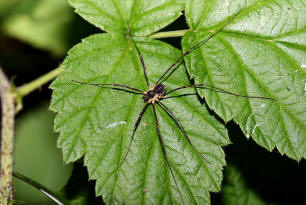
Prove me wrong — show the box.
[143,84,166,104]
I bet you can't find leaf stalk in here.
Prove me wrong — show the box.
[17,67,64,97]
[150,29,189,39]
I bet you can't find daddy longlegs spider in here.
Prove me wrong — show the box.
[72,11,274,204]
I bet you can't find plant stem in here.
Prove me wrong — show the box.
[150,29,189,39]
[0,67,15,205]
[17,67,64,97]
[13,171,66,205]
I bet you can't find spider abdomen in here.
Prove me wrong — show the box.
[154,84,166,95]
[143,84,166,103]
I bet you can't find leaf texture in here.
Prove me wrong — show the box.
[51,0,306,204]
[182,0,306,160]
[68,0,184,36]
[50,33,230,204]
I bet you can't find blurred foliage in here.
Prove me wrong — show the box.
[221,165,275,205]
[13,102,73,204]
[220,122,306,205]
[0,0,99,56]
[64,161,102,204]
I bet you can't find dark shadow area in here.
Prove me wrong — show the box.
[154,13,189,50]
[0,13,100,84]
[65,161,102,204]
[62,13,102,51]
[0,35,58,121]
[0,35,61,82]
[0,10,100,114]
[212,121,306,205]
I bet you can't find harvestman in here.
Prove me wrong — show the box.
[73,11,273,204]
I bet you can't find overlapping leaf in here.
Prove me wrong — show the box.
[221,165,272,205]
[182,0,306,160]
[68,0,184,36]
[50,33,229,204]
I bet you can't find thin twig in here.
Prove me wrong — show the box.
[17,67,64,97]
[150,29,189,39]
[13,171,65,205]
[0,66,15,205]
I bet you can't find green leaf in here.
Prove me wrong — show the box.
[50,33,230,204]
[13,102,73,204]
[0,0,17,15]
[68,0,184,35]
[221,165,275,205]
[1,0,74,55]
[68,195,88,205]
[182,0,306,161]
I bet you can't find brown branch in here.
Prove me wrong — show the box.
[0,66,15,205]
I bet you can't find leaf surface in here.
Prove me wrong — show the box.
[182,0,306,160]
[50,33,229,204]
[68,0,184,35]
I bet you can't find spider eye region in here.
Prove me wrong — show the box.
[143,84,166,104]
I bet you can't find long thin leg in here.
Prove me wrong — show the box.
[120,103,150,167]
[165,84,275,100]
[127,32,150,89]
[157,102,208,163]
[152,104,184,205]
[162,93,197,100]
[72,80,144,95]
[155,10,242,85]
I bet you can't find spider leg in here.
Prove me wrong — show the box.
[162,93,197,100]
[165,84,275,100]
[156,52,185,85]
[152,104,184,205]
[195,85,275,100]
[157,102,208,163]
[155,10,242,85]
[72,80,144,95]
[120,103,150,167]
[127,32,150,89]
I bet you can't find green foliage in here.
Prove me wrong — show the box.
[50,0,305,204]
[68,0,185,35]
[51,33,229,204]
[0,0,74,55]
[221,165,274,205]
[182,0,306,161]
[13,103,73,204]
